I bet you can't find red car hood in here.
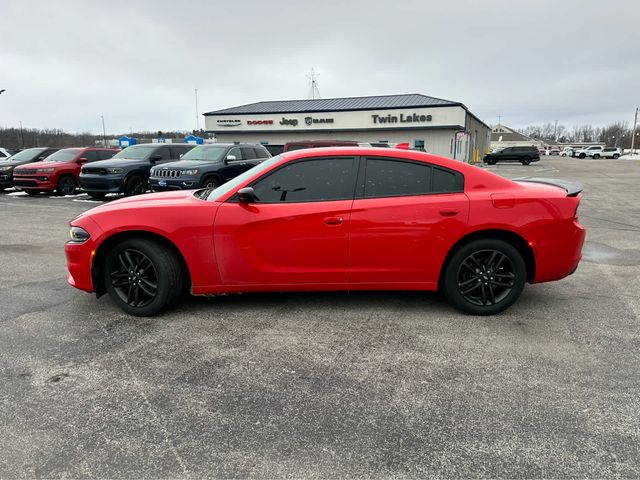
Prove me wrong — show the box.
[86,190,209,214]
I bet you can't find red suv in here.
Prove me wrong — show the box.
[13,147,118,195]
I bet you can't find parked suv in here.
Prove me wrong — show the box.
[572,146,603,159]
[79,143,194,198]
[483,146,540,165]
[589,147,620,159]
[0,147,59,191]
[13,147,118,196]
[149,143,271,191]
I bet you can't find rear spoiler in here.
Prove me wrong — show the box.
[513,177,583,197]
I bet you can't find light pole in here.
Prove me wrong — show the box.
[631,107,638,154]
[19,120,25,149]
[194,88,200,131]
[100,115,107,147]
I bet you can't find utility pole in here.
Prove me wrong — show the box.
[100,115,107,147]
[554,120,558,141]
[19,120,25,148]
[631,107,639,154]
[194,88,200,131]
[497,114,502,126]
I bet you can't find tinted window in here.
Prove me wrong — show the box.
[227,147,242,161]
[0,151,7,158]
[253,147,270,158]
[170,146,188,158]
[433,167,463,193]
[6,148,47,161]
[364,158,431,198]
[241,147,256,160]
[98,150,116,160]
[252,157,357,203]
[81,150,99,162]
[42,149,82,163]
[154,146,172,160]
[501,148,512,153]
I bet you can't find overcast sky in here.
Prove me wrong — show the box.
[1,0,639,134]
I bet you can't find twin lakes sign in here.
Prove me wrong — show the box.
[205,106,466,132]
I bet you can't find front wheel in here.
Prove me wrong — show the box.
[200,177,220,189]
[103,238,185,316]
[579,153,586,159]
[56,176,77,195]
[124,174,147,196]
[592,154,600,159]
[444,239,526,315]
[521,157,531,165]
[613,154,620,159]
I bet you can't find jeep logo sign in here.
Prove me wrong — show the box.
[279,118,298,126]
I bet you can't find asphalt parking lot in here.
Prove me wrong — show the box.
[1,156,639,478]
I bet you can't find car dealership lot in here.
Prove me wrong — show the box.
[1,157,639,477]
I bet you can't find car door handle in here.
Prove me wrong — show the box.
[324,216,343,225]
[439,209,459,217]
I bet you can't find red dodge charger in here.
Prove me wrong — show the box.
[65,147,585,316]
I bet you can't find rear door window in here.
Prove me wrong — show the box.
[81,150,99,162]
[227,147,242,161]
[253,147,269,158]
[98,150,116,160]
[154,146,172,160]
[170,146,188,158]
[241,147,256,160]
[364,158,431,198]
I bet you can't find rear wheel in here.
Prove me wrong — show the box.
[103,238,185,316]
[87,191,106,199]
[124,174,147,196]
[613,154,620,159]
[56,175,77,195]
[579,153,586,159]
[592,154,600,159]
[521,157,531,165]
[444,239,526,315]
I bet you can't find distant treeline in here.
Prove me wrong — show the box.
[517,122,637,148]
[0,128,208,149]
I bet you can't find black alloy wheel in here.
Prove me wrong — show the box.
[521,157,531,165]
[456,250,516,307]
[103,238,185,316]
[201,177,220,189]
[579,153,586,159]
[57,176,76,195]
[124,175,147,196]
[444,239,526,315]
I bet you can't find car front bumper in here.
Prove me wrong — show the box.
[79,174,124,193]
[13,175,56,191]
[65,216,104,293]
[150,177,199,191]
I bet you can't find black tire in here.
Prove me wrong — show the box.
[103,238,185,316]
[613,154,620,159]
[592,154,600,159]
[200,176,220,189]
[25,190,40,196]
[521,157,531,165]
[124,174,147,196]
[87,191,107,199]
[56,175,77,195]
[444,239,526,315]
[579,153,586,159]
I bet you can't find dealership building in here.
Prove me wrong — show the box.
[203,93,491,162]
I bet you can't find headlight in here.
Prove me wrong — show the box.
[69,226,90,243]
[106,167,124,174]
[0,165,14,171]
[35,167,55,173]
[181,169,198,175]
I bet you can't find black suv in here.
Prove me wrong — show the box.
[79,143,194,198]
[0,147,59,191]
[149,143,271,191]
[483,146,540,165]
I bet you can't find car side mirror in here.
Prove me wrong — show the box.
[237,187,258,203]
[225,154,236,164]
[149,154,162,162]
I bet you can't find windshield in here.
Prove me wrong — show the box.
[207,155,282,201]
[4,148,45,162]
[181,145,228,161]
[42,148,81,163]
[112,145,156,160]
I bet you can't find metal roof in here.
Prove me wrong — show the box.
[204,93,461,116]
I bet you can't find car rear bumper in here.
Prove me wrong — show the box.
[533,219,586,283]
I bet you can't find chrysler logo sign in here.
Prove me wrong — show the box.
[216,119,241,127]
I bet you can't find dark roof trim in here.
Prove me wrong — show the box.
[206,124,466,134]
